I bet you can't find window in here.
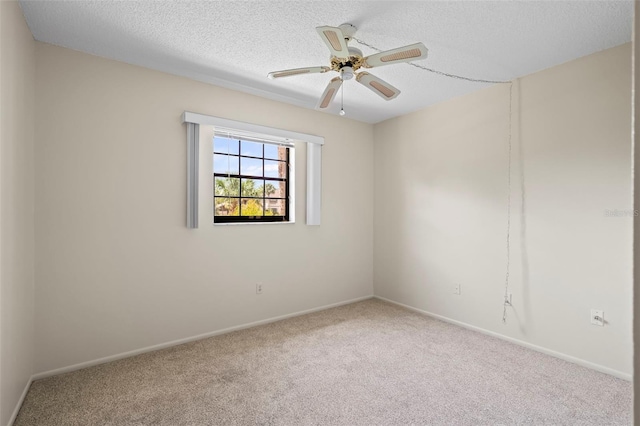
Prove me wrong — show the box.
[213,136,291,223]
[182,112,322,228]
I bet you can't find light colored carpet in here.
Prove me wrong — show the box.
[15,299,631,425]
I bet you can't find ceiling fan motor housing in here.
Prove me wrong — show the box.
[331,47,365,73]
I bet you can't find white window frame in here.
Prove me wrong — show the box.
[181,111,323,228]
[213,136,294,225]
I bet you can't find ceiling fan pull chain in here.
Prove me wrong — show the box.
[340,81,345,116]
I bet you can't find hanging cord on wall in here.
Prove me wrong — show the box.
[502,82,514,324]
[353,37,516,323]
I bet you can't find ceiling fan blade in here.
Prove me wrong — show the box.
[268,66,331,79]
[363,42,428,68]
[356,72,400,100]
[316,26,350,60]
[316,77,343,110]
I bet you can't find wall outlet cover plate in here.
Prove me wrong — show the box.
[590,309,604,326]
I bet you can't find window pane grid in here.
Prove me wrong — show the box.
[214,197,287,200]
[214,173,287,182]
[215,153,287,162]
[213,138,289,223]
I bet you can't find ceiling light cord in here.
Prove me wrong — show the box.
[353,38,511,85]
[503,81,513,324]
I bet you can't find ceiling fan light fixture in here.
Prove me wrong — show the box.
[269,23,424,114]
[340,66,354,80]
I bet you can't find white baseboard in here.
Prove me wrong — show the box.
[8,375,33,426]
[374,296,632,381]
[33,295,374,381]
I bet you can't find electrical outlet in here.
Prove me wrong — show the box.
[256,283,263,295]
[591,309,604,326]
[453,284,461,295]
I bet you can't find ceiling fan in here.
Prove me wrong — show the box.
[267,23,428,112]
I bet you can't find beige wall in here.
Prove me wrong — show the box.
[33,43,374,374]
[0,1,36,425]
[374,44,633,377]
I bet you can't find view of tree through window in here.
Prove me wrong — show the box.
[213,137,289,223]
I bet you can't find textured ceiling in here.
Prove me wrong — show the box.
[20,1,633,123]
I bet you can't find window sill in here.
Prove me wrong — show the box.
[213,220,295,226]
